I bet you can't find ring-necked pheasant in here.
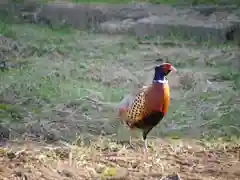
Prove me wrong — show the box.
[117,62,176,152]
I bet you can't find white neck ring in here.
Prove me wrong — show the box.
[152,79,168,84]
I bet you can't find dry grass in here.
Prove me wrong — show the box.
[0,138,240,180]
[0,22,240,179]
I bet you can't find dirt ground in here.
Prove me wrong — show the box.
[0,139,239,180]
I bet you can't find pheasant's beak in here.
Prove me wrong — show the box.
[170,66,177,72]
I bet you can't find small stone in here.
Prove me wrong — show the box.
[165,174,181,180]
[7,151,16,160]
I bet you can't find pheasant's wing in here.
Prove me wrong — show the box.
[118,85,150,125]
[118,94,134,110]
[132,85,149,95]
[118,85,149,111]
[117,94,134,123]
[126,88,148,124]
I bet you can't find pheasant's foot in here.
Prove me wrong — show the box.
[144,139,148,153]
[143,140,149,160]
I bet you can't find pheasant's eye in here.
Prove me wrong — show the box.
[164,64,172,72]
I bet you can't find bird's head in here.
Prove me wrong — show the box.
[155,62,177,76]
[153,62,176,83]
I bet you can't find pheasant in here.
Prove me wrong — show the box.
[117,62,176,152]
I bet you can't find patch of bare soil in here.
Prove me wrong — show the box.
[0,139,239,180]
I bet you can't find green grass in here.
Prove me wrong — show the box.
[0,22,239,143]
[71,0,182,4]
[12,0,240,5]
[73,0,240,5]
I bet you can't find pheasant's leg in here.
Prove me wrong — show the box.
[143,136,148,160]
[129,135,132,146]
[142,127,153,154]
[143,138,148,153]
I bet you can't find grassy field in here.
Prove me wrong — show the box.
[0,21,240,179]
[71,0,240,5]
[26,0,240,5]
